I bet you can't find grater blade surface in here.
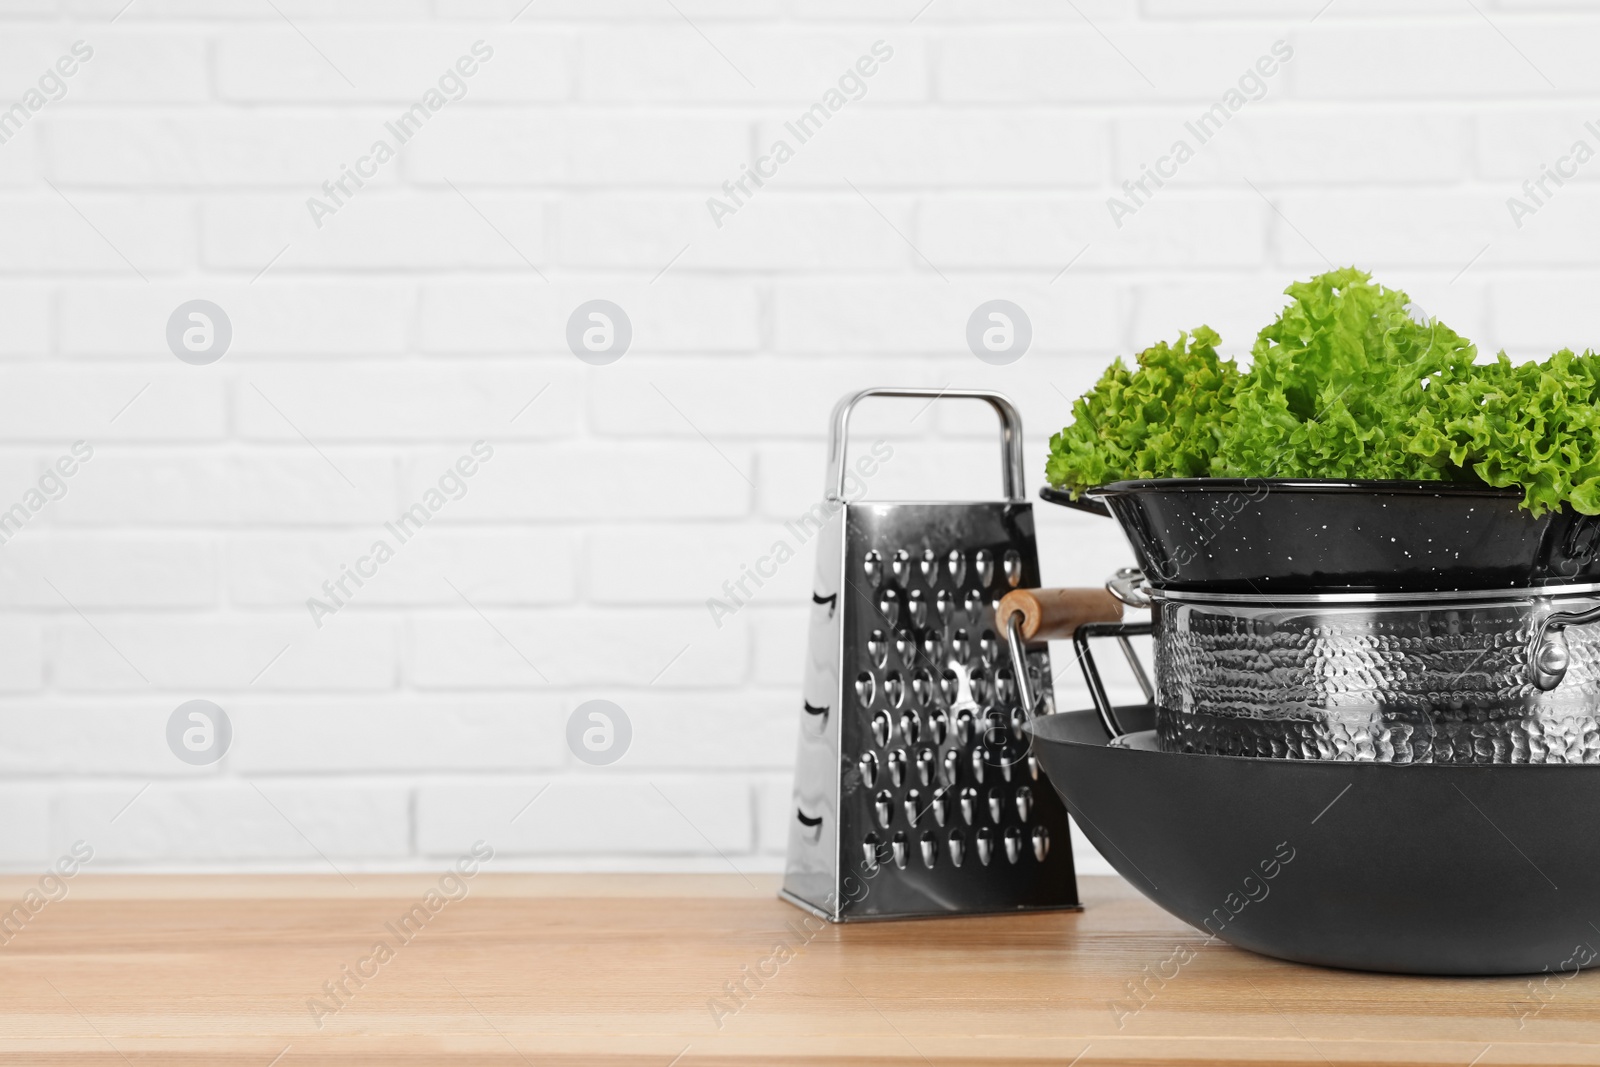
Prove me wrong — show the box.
[782,499,1082,920]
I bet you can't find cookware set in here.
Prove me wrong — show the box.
[785,388,1600,975]
[1023,474,1600,973]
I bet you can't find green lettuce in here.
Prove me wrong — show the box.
[1213,267,1477,480]
[1410,349,1600,516]
[1044,326,1238,494]
[1045,267,1600,515]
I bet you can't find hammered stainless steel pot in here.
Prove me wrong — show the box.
[1153,587,1600,763]
[1004,577,1600,764]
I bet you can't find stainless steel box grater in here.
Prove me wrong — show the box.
[781,387,1081,921]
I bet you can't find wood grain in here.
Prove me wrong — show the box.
[997,586,1123,642]
[0,873,1596,1065]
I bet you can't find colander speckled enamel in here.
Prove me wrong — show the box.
[1154,597,1600,763]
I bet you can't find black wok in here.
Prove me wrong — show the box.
[1028,706,1600,975]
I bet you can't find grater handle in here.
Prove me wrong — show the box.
[824,388,1026,502]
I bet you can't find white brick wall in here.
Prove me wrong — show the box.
[1,0,1592,878]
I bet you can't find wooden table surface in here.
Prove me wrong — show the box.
[1,872,1597,1066]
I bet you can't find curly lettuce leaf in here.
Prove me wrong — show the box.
[1409,349,1600,516]
[1213,267,1478,480]
[1044,326,1238,495]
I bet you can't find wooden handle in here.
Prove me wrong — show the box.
[998,587,1123,642]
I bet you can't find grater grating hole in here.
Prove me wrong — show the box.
[887,748,907,788]
[891,548,911,586]
[884,670,905,708]
[877,588,900,627]
[855,671,875,707]
[894,627,916,665]
[899,711,921,746]
[947,548,967,587]
[907,588,928,628]
[987,787,1005,824]
[959,786,978,825]
[867,629,888,668]
[863,549,883,586]
[858,751,878,788]
[1003,548,1023,587]
[975,548,994,587]
[870,711,891,749]
[948,829,965,867]
[1015,785,1033,822]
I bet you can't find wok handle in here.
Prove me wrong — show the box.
[824,387,1026,502]
[999,588,1124,720]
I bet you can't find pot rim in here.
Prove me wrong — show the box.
[1155,583,1600,606]
[1027,712,1600,770]
[1087,476,1525,499]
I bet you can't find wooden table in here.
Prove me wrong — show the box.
[2,872,1597,1065]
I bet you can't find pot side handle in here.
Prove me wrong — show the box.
[999,588,1126,732]
[997,587,1122,643]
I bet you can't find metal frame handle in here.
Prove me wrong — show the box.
[1010,618,1155,734]
[1529,603,1600,691]
[825,387,1026,502]
[1007,613,1038,720]
[1106,567,1153,610]
[1073,621,1155,740]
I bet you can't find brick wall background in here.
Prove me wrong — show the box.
[0,0,1592,875]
